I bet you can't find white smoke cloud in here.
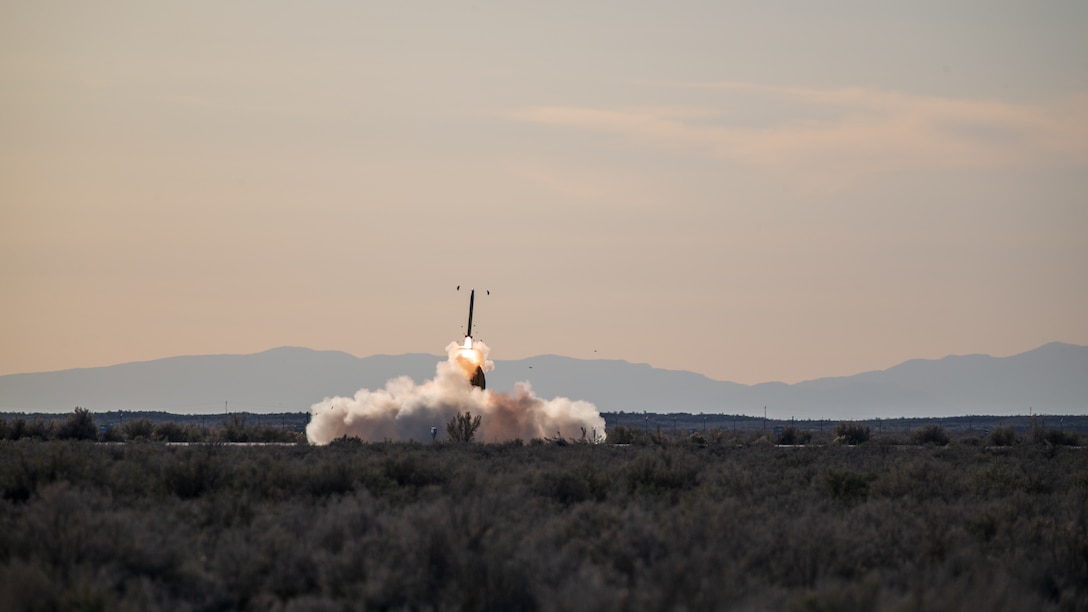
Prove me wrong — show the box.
[306,339,605,444]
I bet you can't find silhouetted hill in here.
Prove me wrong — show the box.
[0,343,1085,418]
[0,348,441,414]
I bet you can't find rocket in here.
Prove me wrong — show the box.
[466,289,476,338]
[460,287,486,390]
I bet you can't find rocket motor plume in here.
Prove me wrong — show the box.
[306,339,605,444]
[457,336,479,367]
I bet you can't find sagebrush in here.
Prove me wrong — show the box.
[0,440,1084,611]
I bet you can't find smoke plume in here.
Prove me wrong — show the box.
[306,339,605,444]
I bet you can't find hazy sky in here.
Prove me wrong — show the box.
[2,2,1086,384]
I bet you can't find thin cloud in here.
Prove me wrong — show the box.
[512,83,1088,183]
[501,159,615,201]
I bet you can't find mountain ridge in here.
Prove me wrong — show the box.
[1,343,1084,419]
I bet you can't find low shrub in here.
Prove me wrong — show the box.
[606,425,634,444]
[989,426,1018,446]
[833,422,870,445]
[221,414,250,443]
[821,469,876,502]
[26,419,55,440]
[623,450,699,493]
[912,424,950,446]
[1041,429,1080,447]
[446,412,481,443]
[153,421,187,442]
[0,418,22,440]
[121,418,154,441]
[328,435,364,449]
[687,431,708,446]
[1028,415,1080,446]
[778,425,812,445]
[54,408,97,441]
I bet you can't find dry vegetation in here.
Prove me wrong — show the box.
[0,416,1085,611]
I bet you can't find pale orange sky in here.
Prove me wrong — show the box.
[2,2,1086,384]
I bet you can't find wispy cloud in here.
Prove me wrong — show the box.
[512,83,1088,186]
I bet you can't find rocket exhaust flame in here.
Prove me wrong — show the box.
[305,338,605,444]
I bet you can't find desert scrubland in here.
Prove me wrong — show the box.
[0,422,1085,611]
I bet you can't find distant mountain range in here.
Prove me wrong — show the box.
[0,343,1085,419]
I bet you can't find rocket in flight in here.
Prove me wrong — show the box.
[459,287,486,390]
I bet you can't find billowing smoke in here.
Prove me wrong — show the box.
[306,339,605,444]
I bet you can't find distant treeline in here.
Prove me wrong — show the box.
[0,408,304,444]
[5,409,1086,435]
[607,411,1088,435]
[0,407,1083,449]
